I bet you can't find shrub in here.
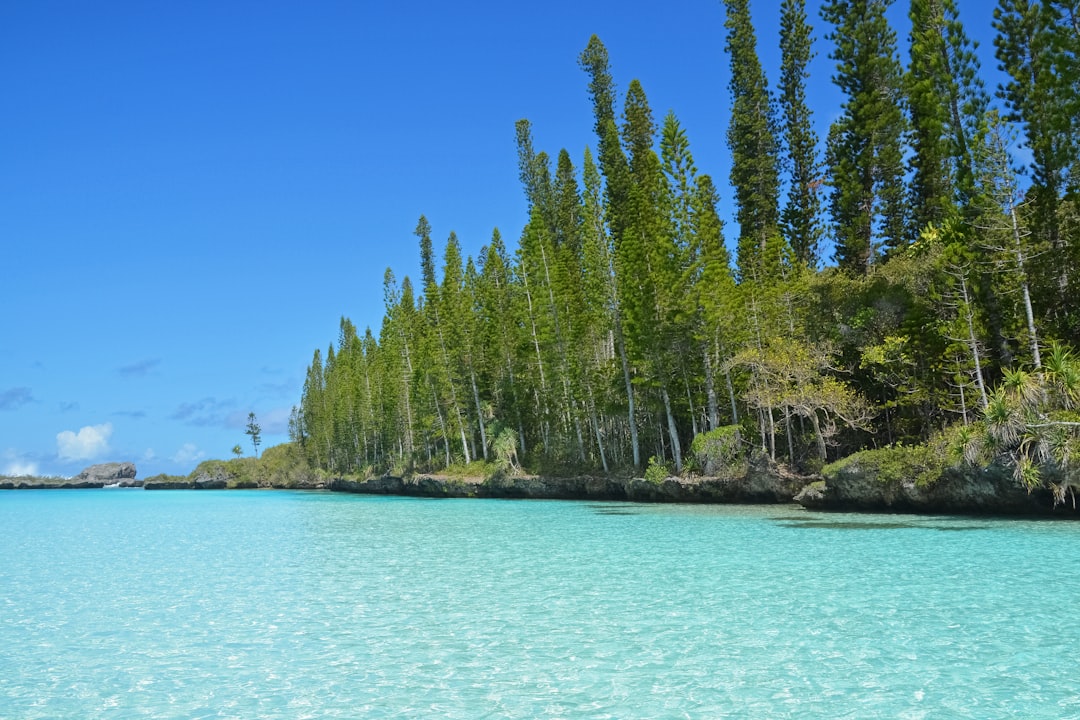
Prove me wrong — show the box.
[823,441,947,489]
[644,456,669,484]
[689,425,745,476]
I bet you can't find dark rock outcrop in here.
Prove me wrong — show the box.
[1,462,139,489]
[329,456,804,503]
[0,476,104,489]
[797,456,1072,515]
[143,468,226,489]
[143,474,227,490]
[74,462,140,487]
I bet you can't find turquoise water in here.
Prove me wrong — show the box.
[1,491,1079,718]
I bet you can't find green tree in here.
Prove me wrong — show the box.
[231,444,243,458]
[994,0,1077,330]
[245,412,262,458]
[620,78,686,471]
[822,0,909,271]
[907,0,987,230]
[724,0,782,281]
[778,0,823,269]
[579,35,641,467]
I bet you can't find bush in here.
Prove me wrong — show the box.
[823,441,947,489]
[689,425,745,476]
[257,443,324,486]
[188,443,323,488]
[644,456,669,484]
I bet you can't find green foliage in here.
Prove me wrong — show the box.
[491,426,520,477]
[957,344,1080,503]
[288,27,1080,498]
[189,443,323,488]
[778,0,822,268]
[440,460,491,479]
[822,0,908,268]
[724,0,782,281]
[644,456,670,485]
[257,442,326,487]
[823,442,948,489]
[245,412,261,458]
[690,425,745,476]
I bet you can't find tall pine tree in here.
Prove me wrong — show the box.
[822,0,908,272]
[778,0,822,269]
[724,0,782,282]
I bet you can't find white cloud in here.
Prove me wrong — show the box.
[4,461,39,477]
[143,448,156,462]
[56,423,113,461]
[171,443,205,465]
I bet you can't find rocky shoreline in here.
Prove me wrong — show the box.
[6,453,1078,517]
[329,464,804,504]
[797,457,1074,516]
[0,462,141,489]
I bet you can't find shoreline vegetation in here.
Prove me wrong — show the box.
[15,11,1080,517]
[285,25,1080,517]
[5,436,1077,516]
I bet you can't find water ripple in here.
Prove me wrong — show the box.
[1,492,1079,717]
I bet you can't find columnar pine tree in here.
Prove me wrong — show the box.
[579,35,641,467]
[907,0,989,232]
[822,0,908,271]
[778,0,822,269]
[995,0,1077,331]
[724,0,782,282]
[621,78,685,470]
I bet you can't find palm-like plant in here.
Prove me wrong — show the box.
[964,344,1080,505]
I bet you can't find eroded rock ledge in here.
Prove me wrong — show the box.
[0,462,139,489]
[795,455,1075,516]
[329,457,804,503]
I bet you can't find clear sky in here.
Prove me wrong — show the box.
[1,0,1004,478]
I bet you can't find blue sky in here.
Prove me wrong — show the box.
[1,1,1005,478]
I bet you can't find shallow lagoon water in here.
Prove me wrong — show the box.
[1,490,1079,718]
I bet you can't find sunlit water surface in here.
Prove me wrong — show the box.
[2,490,1079,718]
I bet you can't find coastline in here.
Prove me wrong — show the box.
[7,452,1079,517]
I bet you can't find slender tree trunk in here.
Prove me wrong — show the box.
[430,378,450,468]
[469,367,487,460]
[959,276,989,410]
[704,341,719,431]
[725,365,738,425]
[520,263,549,421]
[614,314,640,467]
[809,411,827,461]
[767,407,776,462]
[1009,204,1041,368]
[505,352,526,457]
[660,384,682,472]
[399,337,416,460]
[586,385,608,472]
[683,362,699,437]
[958,366,968,426]
[785,409,795,465]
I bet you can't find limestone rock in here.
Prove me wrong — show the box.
[73,462,140,487]
[798,457,1073,515]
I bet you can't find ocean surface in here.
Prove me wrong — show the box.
[1,490,1078,719]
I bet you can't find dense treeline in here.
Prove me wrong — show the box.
[291,0,1080,484]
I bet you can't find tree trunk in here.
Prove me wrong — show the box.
[615,315,640,467]
[809,411,827,461]
[704,341,719,431]
[1010,203,1041,368]
[959,276,989,410]
[661,384,682,472]
[469,366,487,460]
